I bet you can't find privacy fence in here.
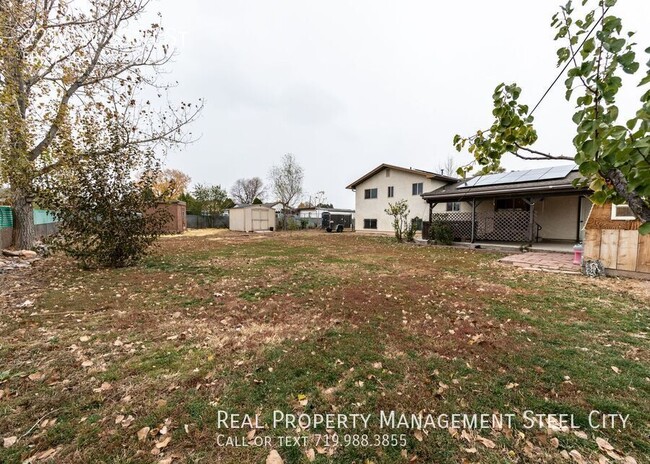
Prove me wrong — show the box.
[186,214,229,229]
[0,206,59,248]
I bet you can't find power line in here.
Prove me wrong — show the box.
[529,6,610,117]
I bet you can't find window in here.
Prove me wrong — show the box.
[364,188,378,199]
[446,201,461,212]
[495,198,529,211]
[387,186,394,198]
[611,204,636,220]
[363,219,378,229]
[412,182,424,195]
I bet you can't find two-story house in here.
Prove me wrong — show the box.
[346,163,457,233]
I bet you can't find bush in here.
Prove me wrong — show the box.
[429,215,453,245]
[39,148,169,268]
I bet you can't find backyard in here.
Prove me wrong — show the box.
[0,230,649,464]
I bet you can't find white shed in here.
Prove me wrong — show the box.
[228,203,278,232]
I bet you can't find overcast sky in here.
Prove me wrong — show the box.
[154,0,650,209]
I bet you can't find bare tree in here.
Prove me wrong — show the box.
[269,153,303,228]
[437,155,459,177]
[230,177,265,205]
[0,0,202,249]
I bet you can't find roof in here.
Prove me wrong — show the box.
[345,163,458,190]
[297,207,355,213]
[230,202,280,209]
[421,165,590,202]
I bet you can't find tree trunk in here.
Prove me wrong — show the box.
[606,169,650,222]
[11,188,35,250]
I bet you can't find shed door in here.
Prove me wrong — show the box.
[251,208,268,231]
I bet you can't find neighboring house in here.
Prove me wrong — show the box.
[421,165,593,243]
[228,203,279,232]
[583,203,649,278]
[346,164,458,233]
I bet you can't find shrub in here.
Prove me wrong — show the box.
[429,215,453,245]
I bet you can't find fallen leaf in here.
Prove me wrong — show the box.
[611,366,620,374]
[550,437,559,448]
[81,360,93,367]
[28,372,44,381]
[79,335,90,342]
[569,449,586,464]
[476,435,496,449]
[121,415,135,428]
[156,436,171,449]
[266,449,283,464]
[372,362,383,369]
[305,448,316,462]
[464,447,477,453]
[505,382,519,389]
[158,458,173,464]
[137,427,150,441]
[413,430,423,442]
[573,430,588,440]
[596,437,614,451]
[115,415,125,424]
[3,436,17,448]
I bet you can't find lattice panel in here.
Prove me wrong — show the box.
[475,211,533,242]
[432,212,473,241]
[430,210,535,242]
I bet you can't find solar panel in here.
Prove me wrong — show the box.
[457,165,576,189]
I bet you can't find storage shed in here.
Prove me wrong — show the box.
[583,203,650,278]
[228,203,278,232]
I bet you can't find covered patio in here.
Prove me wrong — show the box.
[421,166,592,246]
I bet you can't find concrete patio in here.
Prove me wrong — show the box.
[499,252,581,274]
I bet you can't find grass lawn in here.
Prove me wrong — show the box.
[1,230,649,463]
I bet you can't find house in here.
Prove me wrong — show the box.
[583,203,650,278]
[421,165,592,244]
[297,207,355,219]
[228,203,279,232]
[345,164,458,233]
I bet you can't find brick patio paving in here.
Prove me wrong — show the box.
[499,252,581,274]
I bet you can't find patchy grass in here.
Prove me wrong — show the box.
[0,230,648,463]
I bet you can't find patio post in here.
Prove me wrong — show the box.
[470,199,476,243]
[524,197,538,244]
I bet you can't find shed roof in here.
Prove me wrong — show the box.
[230,202,280,209]
[345,163,458,190]
[421,165,589,202]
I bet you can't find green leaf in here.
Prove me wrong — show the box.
[591,190,609,205]
[639,222,650,235]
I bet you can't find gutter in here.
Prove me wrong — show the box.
[421,184,591,202]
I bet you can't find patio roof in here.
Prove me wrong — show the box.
[421,165,590,202]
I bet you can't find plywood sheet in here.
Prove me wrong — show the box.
[616,230,638,271]
[583,229,601,260]
[637,233,650,274]
[600,229,619,269]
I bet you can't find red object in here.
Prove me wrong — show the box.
[573,244,583,265]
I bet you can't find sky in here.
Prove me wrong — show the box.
[153,0,650,209]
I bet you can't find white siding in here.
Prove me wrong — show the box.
[353,168,449,233]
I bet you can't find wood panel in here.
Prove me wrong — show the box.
[637,233,650,274]
[583,229,601,260]
[585,204,641,230]
[600,229,620,269]
[616,230,638,271]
